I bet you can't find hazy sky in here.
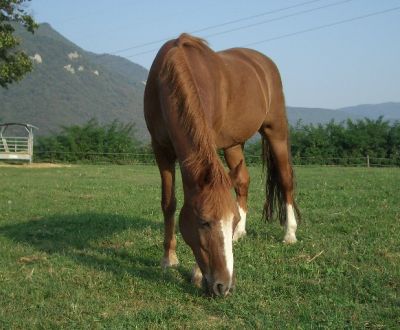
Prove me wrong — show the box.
[28,0,400,109]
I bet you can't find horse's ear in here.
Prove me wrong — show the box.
[198,165,213,188]
[229,160,243,186]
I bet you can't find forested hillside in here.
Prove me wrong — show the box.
[0,23,149,139]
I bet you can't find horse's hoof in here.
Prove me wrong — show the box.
[161,253,179,269]
[233,230,246,242]
[283,234,297,244]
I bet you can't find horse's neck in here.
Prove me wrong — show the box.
[162,101,221,187]
[179,150,218,183]
[179,149,229,201]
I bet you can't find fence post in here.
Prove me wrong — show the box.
[366,155,370,168]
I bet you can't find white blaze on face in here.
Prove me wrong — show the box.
[220,213,234,284]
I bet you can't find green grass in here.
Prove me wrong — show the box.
[0,164,399,328]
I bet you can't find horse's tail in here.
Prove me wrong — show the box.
[261,136,300,225]
[261,137,286,224]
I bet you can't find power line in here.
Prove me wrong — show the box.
[203,0,351,39]
[192,0,327,34]
[243,6,400,47]
[123,6,400,59]
[124,47,160,58]
[109,0,327,54]
[123,0,348,59]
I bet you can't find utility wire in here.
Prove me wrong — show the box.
[123,0,345,58]
[109,0,327,54]
[243,6,400,47]
[192,0,327,34]
[124,6,400,59]
[203,0,352,39]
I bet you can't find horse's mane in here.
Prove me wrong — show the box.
[161,34,231,190]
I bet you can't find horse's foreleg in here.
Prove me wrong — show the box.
[191,263,203,288]
[154,145,179,268]
[224,145,250,241]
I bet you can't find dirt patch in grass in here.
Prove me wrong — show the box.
[0,163,72,168]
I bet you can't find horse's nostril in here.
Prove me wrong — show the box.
[213,282,229,296]
[217,283,224,295]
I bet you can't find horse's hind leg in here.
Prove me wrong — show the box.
[224,145,250,241]
[259,122,298,244]
[153,142,179,268]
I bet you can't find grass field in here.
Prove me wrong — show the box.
[0,164,399,328]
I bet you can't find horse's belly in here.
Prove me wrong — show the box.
[215,114,264,149]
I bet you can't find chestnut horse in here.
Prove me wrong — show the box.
[144,34,300,296]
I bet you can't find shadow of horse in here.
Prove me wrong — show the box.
[0,213,197,294]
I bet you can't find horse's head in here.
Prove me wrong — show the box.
[179,162,242,296]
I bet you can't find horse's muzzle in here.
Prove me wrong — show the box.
[213,282,230,296]
[204,273,236,297]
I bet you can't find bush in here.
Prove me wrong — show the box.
[34,119,153,164]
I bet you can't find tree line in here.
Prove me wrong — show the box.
[246,117,400,166]
[34,117,400,166]
[294,117,400,166]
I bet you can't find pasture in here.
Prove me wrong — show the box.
[0,164,399,328]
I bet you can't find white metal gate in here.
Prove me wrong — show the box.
[0,123,38,163]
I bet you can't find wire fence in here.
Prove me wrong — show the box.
[33,151,156,165]
[30,150,400,168]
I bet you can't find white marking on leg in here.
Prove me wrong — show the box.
[233,205,247,241]
[161,251,179,269]
[283,204,297,244]
[220,213,234,286]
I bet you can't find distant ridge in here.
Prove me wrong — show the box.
[0,23,399,142]
[337,102,400,121]
[287,102,400,126]
[287,106,362,125]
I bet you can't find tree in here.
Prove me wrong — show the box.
[0,0,37,88]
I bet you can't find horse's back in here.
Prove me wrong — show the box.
[214,48,285,147]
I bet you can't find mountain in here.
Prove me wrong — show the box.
[0,23,149,139]
[286,106,362,126]
[286,103,400,126]
[1,23,399,142]
[338,102,400,121]
[90,53,148,86]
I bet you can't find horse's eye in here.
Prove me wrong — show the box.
[200,220,211,229]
